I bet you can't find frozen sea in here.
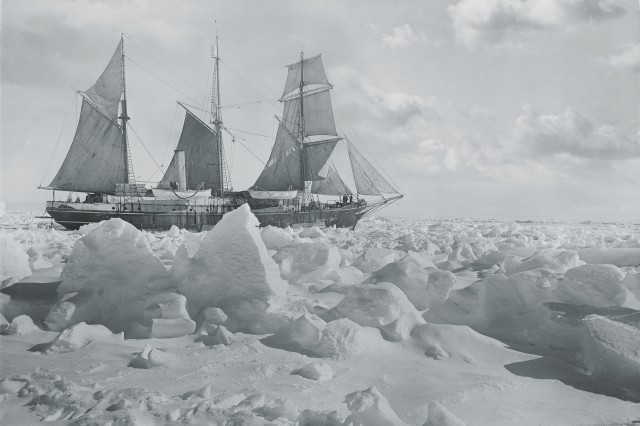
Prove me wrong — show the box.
[1,207,640,425]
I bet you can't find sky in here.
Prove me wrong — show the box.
[1,0,639,221]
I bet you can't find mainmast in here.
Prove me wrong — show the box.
[210,36,227,196]
[119,34,135,185]
[299,52,307,191]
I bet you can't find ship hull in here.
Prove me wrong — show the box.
[45,202,366,231]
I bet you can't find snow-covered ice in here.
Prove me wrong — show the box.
[1,210,640,424]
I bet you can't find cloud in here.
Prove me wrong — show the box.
[449,0,627,48]
[382,24,419,48]
[604,44,640,71]
[514,106,640,159]
[332,66,439,131]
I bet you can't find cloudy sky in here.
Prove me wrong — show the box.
[2,0,638,221]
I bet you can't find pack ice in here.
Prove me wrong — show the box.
[1,210,640,425]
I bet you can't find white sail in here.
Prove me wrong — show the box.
[311,164,352,196]
[83,40,124,120]
[347,139,399,195]
[283,89,338,137]
[48,99,126,194]
[253,122,303,191]
[282,54,330,98]
[303,139,340,181]
[162,108,220,191]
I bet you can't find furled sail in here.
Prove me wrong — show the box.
[303,139,339,180]
[347,139,399,195]
[311,163,352,196]
[162,108,219,190]
[253,122,303,191]
[83,40,124,120]
[283,89,338,137]
[48,99,126,194]
[282,54,330,98]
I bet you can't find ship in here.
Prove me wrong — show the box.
[40,36,403,231]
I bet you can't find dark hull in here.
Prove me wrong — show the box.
[46,204,367,231]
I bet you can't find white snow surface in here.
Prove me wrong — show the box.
[0,233,31,286]
[1,211,640,424]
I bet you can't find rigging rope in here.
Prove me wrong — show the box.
[218,59,281,112]
[123,33,203,96]
[333,103,402,194]
[200,58,214,122]
[125,56,202,106]
[40,91,77,187]
[161,104,179,169]
[223,126,273,139]
[127,122,164,179]
[218,38,284,103]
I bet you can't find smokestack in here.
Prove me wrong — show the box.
[175,150,186,191]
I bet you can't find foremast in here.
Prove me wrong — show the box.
[210,36,231,196]
[119,34,135,186]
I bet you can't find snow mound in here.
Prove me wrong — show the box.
[130,292,196,338]
[426,272,555,334]
[260,225,294,250]
[316,318,379,359]
[344,385,409,426]
[578,248,640,267]
[174,204,288,333]
[297,409,344,425]
[128,344,176,369]
[4,314,39,335]
[0,233,31,287]
[411,323,508,364]
[273,242,341,284]
[502,249,581,276]
[323,266,365,284]
[167,224,180,238]
[195,324,233,346]
[322,283,424,340]
[264,315,379,359]
[44,218,168,334]
[31,322,123,353]
[367,260,455,310]
[299,226,325,239]
[555,264,640,309]
[292,362,335,382]
[579,315,640,394]
[623,272,640,300]
[0,379,27,394]
[263,313,326,356]
[352,248,404,273]
[424,401,466,426]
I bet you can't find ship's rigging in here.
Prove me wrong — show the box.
[38,35,399,216]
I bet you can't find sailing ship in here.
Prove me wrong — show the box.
[41,36,403,230]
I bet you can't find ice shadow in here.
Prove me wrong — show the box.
[501,302,640,403]
[504,343,640,403]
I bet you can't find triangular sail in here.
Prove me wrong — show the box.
[283,89,338,137]
[253,122,303,191]
[83,40,124,120]
[347,139,399,195]
[48,99,126,194]
[282,55,330,98]
[162,109,219,190]
[303,139,339,181]
[311,163,352,196]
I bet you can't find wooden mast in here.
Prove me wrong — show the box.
[299,52,306,192]
[210,35,225,196]
[119,34,132,185]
